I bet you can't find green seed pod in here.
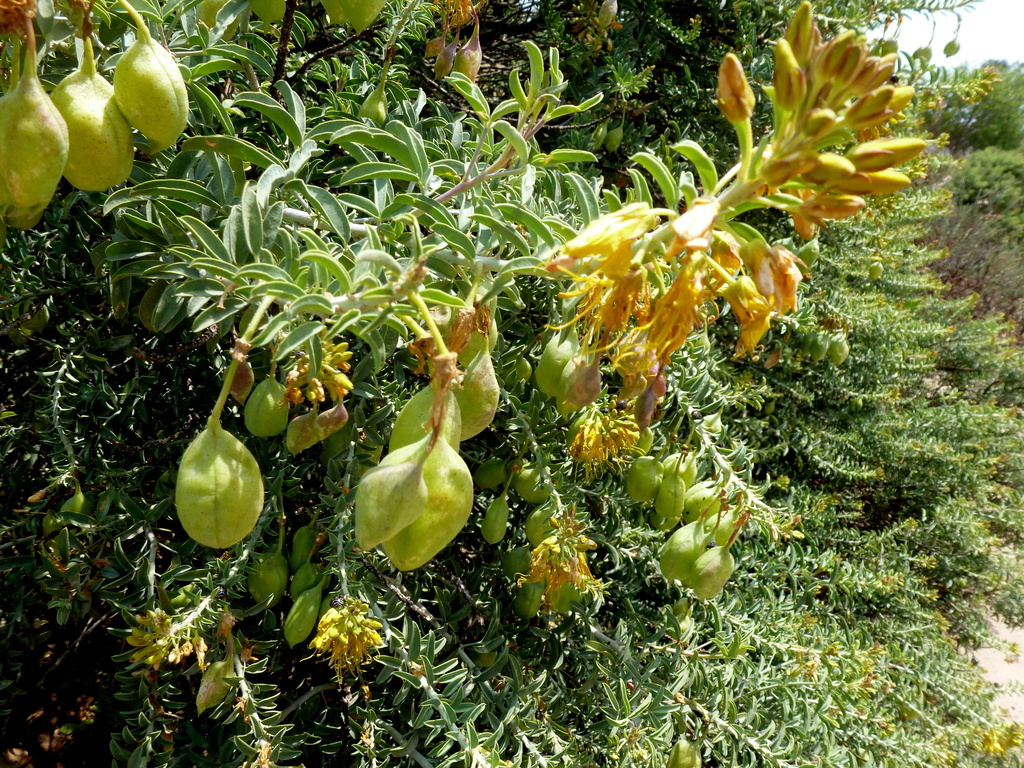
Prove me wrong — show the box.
[513,465,551,504]
[868,261,883,279]
[61,481,93,518]
[796,238,819,268]
[635,428,654,454]
[626,456,663,503]
[691,545,736,601]
[525,502,556,546]
[452,25,482,82]
[535,334,579,398]
[659,521,706,585]
[318,0,347,24]
[683,481,721,525]
[196,659,233,714]
[943,39,960,58]
[283,576,327,647]
[198,0,238,38]
[0,63,69,229]
[358,80,388,124]
[454,348,499,440]
[548,582,582,613]
[380,438,474,570]
[512,580,545,619]
[603,124,623,152]
[481,495,510,544]
[558,355,602,410]
[512,356,533,384]
[113,5,190,153]
[473,458,508,489]
[247,529,289,608]
[502,545,532,580]
[828,335,850,366]
[667,738,702,768]
[244,375,289,437]
[290,561,321,598]
[809,333,830,362]
[389,385,462,452]
[286,410,322,455]
[175,419,264,549]
[435,42,457,79]
[591,121,608,151]
[50,37,134,192]
[707,506,739,548]
[288,519,319,572]
[249,0,285,22]
[340,0,385,32]
[354,435,430,550]
[654,454,696,525]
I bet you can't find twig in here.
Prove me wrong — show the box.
[271,0,301,89]
[359,555,437,624]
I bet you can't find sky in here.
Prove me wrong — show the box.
[880,0,1024,67]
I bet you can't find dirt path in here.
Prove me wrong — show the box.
[975,617,1024,721]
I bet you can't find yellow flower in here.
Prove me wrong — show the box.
[125,610,198,669]
[520,514,601,601]
[309,597,384,681]
[553,203,660,279]
[568,404,641,475]
[669,197,720,256]
[721,276,775,357]
[284,339,354,405]
[641,254,710,364]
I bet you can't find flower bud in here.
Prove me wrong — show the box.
[829,169,911,195]
[671,197,720,253]
[844,86,894,129]
[888,85,916,113]
[852,54,897,93]
[846,138,925,172]
[716,54,755,124]
[816,30,858,82]
[799,193,865,222]
[801,107,838,141]
[801,153,857,186]
[784,2,818,67]
[773,39,806,112]
[761,151,817,188]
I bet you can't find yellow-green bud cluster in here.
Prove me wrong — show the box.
[761,2,927,227]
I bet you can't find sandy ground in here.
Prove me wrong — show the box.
[975,617,1024,721]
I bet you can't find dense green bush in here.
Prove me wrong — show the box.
[3,0,1024,767]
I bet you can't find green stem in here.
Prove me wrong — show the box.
[409,292,449,356]
[117,0,151,38]
[80,35,97,77]
[209,295,275,424]
[735,117,754,182]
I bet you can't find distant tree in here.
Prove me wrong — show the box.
[929,62,1024,153]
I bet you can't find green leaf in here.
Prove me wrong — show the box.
[181,136,280,169]
[298,183,350,239]
[541,149,597,167]
[129,180,225,211]
[492,120,530,164]
[180,216,233,264]
[338,162,419,186]
[232,91,303,147]
[274,321,324,360]
[672,140,719,194]
[445,72,490,118]
[419,288,468,309]
[630,151,681,208]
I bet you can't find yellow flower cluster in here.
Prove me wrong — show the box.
[285,339,354,405]
[125,609,206,669]
[521,515,600,601]
[568,404,641,475]
[309,598,384,680]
